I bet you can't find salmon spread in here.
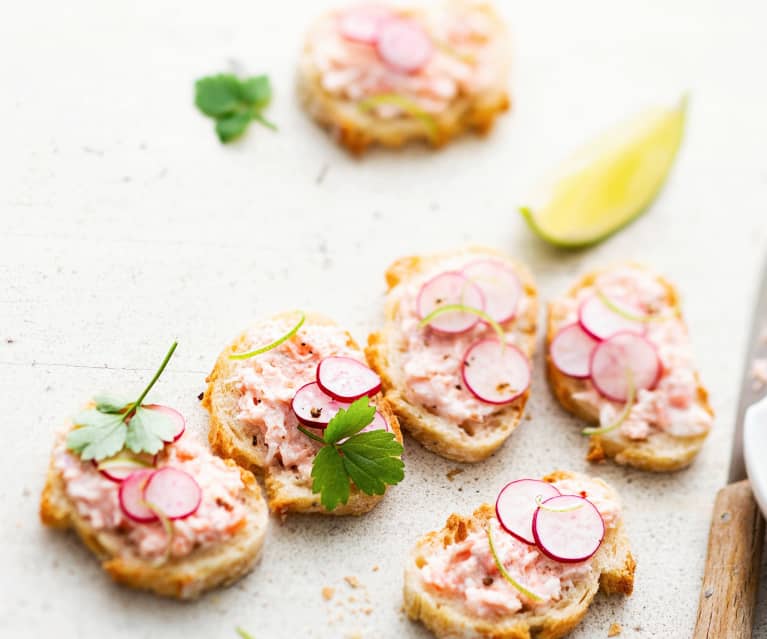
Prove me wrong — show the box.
[390,255,532,423]
[306,2,509,118]
[234,320,363,472]
[551,267,713,441]
[53,434,248,561]
[418,477,620,616]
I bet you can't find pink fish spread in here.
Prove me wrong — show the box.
[389,255,532,423]
[53,434,248,561]
[551,267,713,441]
[306,2,509,118]
[234,320,363,472]
[418,477,620,616]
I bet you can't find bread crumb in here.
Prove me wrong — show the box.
[372,565,379,572]
[363,607,373,615]
[525,412,532,420]
[446,468,464,481]
[608,622,622,637]
[344,575,360,588]
[322,586,335,601]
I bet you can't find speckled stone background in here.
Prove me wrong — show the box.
[3,0,767,637]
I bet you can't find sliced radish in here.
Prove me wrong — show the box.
[495,479,561,545]
[579,295,646,340]
[462,259,522,324]
[316,356,381,401]
[532,495,605,563]
[292,381,350,428]
[417,271,485,334]
[550,323,599,379]
[143,468,202,520]
[119,469,158,523]
[376,18,433,74]
[462,339,530,405]
[339,5,391,44]
[95,451,156,483]
[142,404,186,442]
[590,331,661,402]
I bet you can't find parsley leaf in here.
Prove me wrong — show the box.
[66,342,178,461]
[323,398,376,444]
[126,406,178,454]
[194,73,277,144]
[305,397,404,510]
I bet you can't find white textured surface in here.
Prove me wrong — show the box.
[2,0,767,637]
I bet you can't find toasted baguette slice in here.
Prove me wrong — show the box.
[404,470,635,639]
[204,311,402,517]
[297,1,511,155]
[546,265,714,472]
[40,435,268,599]
[366,247,537,462]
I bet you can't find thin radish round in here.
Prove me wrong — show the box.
[461,339,530,405]
[292,382,350,428]
[339,6,391,44]
[417,271,485,334]
[96,451,156,483]
[462,259,522,324]
[119,469,158,523]
[532,495,605,563]
[590,331,661,402]
[376,18,433,74]
[142,404,186,442]
[495,479,561,545]
[316,356,381,401]
[143,468,202,520]
[550,323,599,379]
[579,295,646,340]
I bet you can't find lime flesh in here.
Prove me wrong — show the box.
[520,97,687,248]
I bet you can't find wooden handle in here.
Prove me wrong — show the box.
[693,479,764,638]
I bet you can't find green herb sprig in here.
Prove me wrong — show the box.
[67,342,179,461]
[300,397,405,511]
[195,73,276,143]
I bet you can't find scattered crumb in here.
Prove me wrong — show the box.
[348,595,357,603]
[525,413,532,420]
[344,576,360,588]
[751,358,767,391]
[5,338,14,344]
[446,468,464,481]
[322,586,335,601]
[372,565,379,572]
[345,632,362,639]
[608,622,622,637]
[197,391,204,401]
[362,607,373,615]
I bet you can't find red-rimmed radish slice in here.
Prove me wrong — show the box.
[95,451,157,483]
[376,18,433,74]
[532,495,605,563]
[142,404,186,442]
[339,5,391,44]
[462,259,522,324]
[292,382,350,428]
[550,323,599,379]
[417,271,485,334]
[316,356,381,401]
[119,469,158,523]
[143,467,202,520]
[579,295,646,340]
[461,339,531,405]
[590,331,661,402]
[495,479,561,545]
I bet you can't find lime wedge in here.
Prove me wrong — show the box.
[520,96,687,248]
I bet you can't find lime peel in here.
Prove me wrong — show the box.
[583,371,636,436]
[487,521,544,602]
[419,304,505,345]
[596,289,677,324]
[230,312,306,360]
[534,494,584,513]
[358,94,437,141]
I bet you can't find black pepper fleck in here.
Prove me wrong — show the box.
[197,392,204,401]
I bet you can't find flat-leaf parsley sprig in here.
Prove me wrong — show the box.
[195,73,277,143]
[298,397,405,511]
[67,342,180,461]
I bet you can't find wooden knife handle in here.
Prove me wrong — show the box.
[693,479,764,638]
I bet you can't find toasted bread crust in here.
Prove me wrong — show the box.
[366,247,537,462]
[546,265,713,472]
[40,448,268,599]
[204,311,403,517]
[403,471,635,639]
[297,2,511,155]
